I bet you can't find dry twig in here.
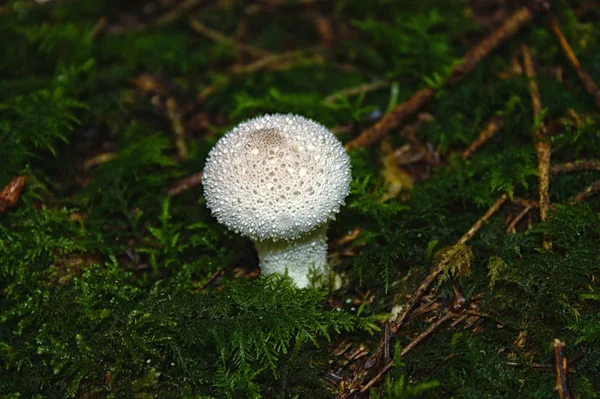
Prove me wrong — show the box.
[325,81,388,104]
[166,97,189,160]
[522,44,551,249]
[553,339,575,399]
[551,160,600,174]
[345,6,534,150]
[570,180,600,203]
[462,115,504,160]
[189,19,272,58]
[506,205,533,234]
[548,15,600,109]
[336,193,508,398]
[168,172,203,197]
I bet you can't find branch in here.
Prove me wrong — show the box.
[336,193,508,398]
[551,160,600,174]
[522,44,551,249]
[462,115,504,160]
[345,6,534,150]
[553,339,575,399]
[189,19,272,58]
[548,14,600,109]
[168,172,203,197]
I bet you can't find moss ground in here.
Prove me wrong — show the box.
[1,0,599,397]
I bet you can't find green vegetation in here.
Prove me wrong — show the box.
[1,0,599,397]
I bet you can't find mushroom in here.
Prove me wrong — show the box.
[202,113,352,287]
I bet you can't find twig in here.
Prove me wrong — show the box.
[548,14,600,109]
[156,0,202,25]
[325,81,388,104]
[199,47,325,100]
[83,152,117,170]
[522,44,551,250]
[336,193,508,398]
[462,115,504,160]
[0,176,26,213]
[506,205,532,234]
[570,180,600,203]
[193,269,224,293]
[551,160,600,174]
[345,6,533,150]
[553,339,575,399]
[166,97,188,160]
[88,17,107,41]
[458,193,508,245]
[189,19,272,58]
[168,172,203,196]
[360,311,455,394]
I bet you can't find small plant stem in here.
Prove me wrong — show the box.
[166,97,188,160]
[551,160,600,174]
[457,193,508,245]
[548,14,600,109]
[360,312,456,394]
[168,171,203,196]
[345,6,534,150]
[462,115,504,160]
[553,339,575,399]
[325,81,388,104]
[189,19,272,58]
[336,193,508,398]
[570,180,600,203]
[506,205,532,234]
[522,44,551,250]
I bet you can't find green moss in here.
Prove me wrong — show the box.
[1,0,600,397]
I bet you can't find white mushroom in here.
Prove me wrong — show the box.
[202,113,352,287]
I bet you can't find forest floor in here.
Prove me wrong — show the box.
[1,0,600,398]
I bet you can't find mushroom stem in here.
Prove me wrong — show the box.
[254,225,328,288]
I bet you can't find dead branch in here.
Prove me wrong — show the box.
[166,97,188,160]
[458,193,508,245]
[462,115,504,160]
[336,193,508,398]
[506,205,533,234]
[551,160,600,174]
[345,7,534,150]
[189,19,272,58]
[168,172,203,197]
[570,180,600,203]
[522,44,551,249]
[553,339,575,399]
[548,14,600,109]
[325,81,388,104]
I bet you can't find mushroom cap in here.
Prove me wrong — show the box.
[202,113,351,241]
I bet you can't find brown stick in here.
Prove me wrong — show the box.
[522,44,551,250]
[189,19,272,58]
[462,115,505,160]
[553,339,575,399]
[360,311,456,394]
[551,160,600,174]
[345,6,533,150]
[506,205,532,234]
[168,172,203,197]
[336,193,508,398]
[549,15,600,109]
[166,98,188,160]
[325,81,388,104]
[571,180,600,203]
[458,193,508,245]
